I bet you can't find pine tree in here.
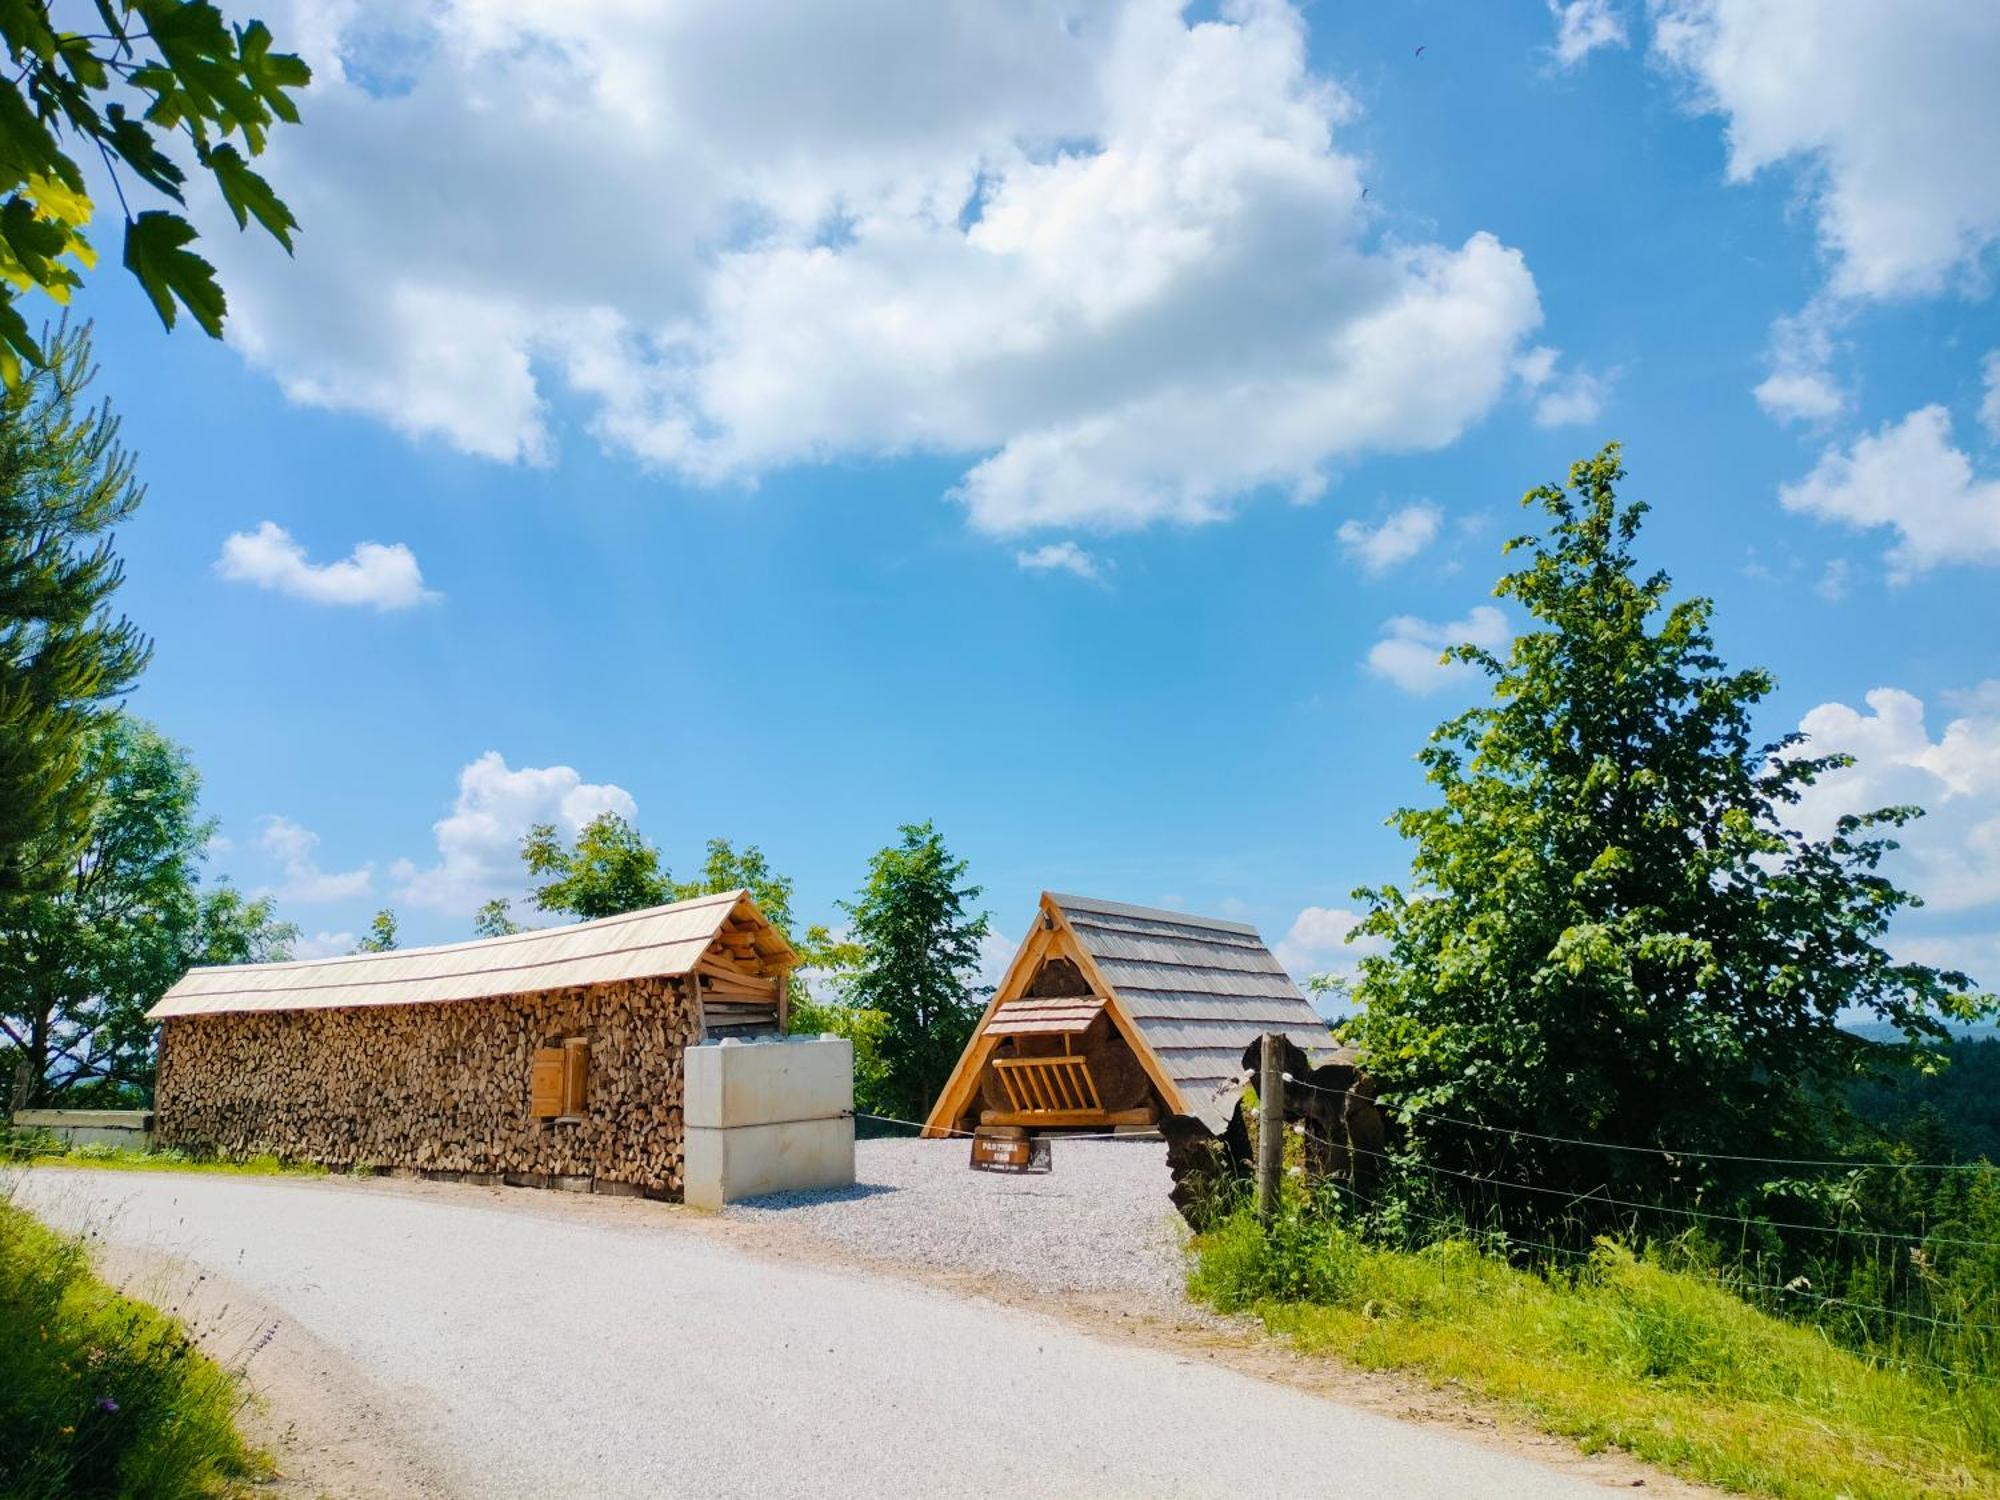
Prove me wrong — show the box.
[839,822,990,1121]
[0,321,151,901]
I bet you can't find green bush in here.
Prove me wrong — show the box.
[0,1194,264,1498]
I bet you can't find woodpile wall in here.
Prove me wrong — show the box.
[153,975,699,1197]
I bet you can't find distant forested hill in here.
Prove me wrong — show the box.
[1847,1035,2000,1163]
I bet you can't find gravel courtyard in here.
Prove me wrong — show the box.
[727,1136,1191,1306]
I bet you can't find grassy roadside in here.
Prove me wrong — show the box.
[0,1194,267,1499]
[4,1130,327,1179]
[1189,1209,2000,1500]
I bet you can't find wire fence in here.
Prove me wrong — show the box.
[1266,1071,2000,1385]
[1279,1072,1998,1173]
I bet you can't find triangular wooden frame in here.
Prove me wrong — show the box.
[922,892,1189,1136]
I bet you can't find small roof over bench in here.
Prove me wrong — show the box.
[147,889,795,1020]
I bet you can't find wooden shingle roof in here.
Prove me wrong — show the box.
[147,889,793,1020]
[1048,894,1331,1125]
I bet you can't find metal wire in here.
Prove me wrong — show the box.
[1280,1072,1998,1173]
[844,1109,1155,1143]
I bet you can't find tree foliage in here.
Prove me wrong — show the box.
[472,897,520,938]
[518,819,859,1016]
[0,3,310,377]
[1347,445,1993,1222]
[353,908,397,953]
[836,821,989,1122]
[0,320,149,904]
[0,715,293,1105]
[522,813,671,922]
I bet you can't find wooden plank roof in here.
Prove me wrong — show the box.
[984,997,1106,1036]
[1047,893,1330,1128]
[147,889,793,1021]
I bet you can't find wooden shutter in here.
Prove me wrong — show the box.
[561,1038,590,1117]
[530,1048,565,1118]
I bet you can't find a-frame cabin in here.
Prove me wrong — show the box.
[924,892,1332,1137]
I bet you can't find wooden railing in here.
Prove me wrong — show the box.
[991,1055,1103,1114]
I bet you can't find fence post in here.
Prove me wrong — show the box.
[1256,1032,1284,1226]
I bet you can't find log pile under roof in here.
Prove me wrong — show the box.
[147,890,795,1197]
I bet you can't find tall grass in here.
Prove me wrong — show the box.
[1190,1203,2000,1500]
[0,1193,265,1499]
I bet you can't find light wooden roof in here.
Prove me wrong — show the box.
[1049,894,1330,1122]
[985,997,1105,1036]
[148,890,793,1020]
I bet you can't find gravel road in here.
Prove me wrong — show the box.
[18,1168,1630,1500]
[727,1137,1188,1305]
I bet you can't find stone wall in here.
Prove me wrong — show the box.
[154,975,699,1197]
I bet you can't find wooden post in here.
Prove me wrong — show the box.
[1256,1032,1284,1226]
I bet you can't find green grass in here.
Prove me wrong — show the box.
[4,1130,326,1179]
[0,1193,267,1499]
[1190,1208,2000,1500]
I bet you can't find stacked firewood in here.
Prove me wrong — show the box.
[154,974,703,1197]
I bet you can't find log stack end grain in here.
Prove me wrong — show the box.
[153,975,703,1198]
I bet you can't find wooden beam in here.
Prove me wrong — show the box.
[977,1106,1157,1129]
[921,906,1062,1135]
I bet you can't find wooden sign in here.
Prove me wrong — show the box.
[970,1134,1052,1173]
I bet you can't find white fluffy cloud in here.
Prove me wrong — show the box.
[257,816,373,903]
[1337,501,1441,574]
[292,931,358,960]
[1548,0,1628,68]
[1654,2,2000,301]
[1274,904,1386,979]
[1749,303,1848,425]
[1015,541,1101,580]
[1779,406,2000,579]
[200,0,1544,536]
[216,521,439,610]
[1981,350,2000,442]
[392,752,639,916]
[1365,604,1509,694]
[1754,370,1844,425]
[1514,344,1611,428]
[1532,369,1611,428]
[1792,687,2000,916]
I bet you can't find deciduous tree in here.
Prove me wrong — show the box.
[472,897,520,938]
[1348,445,1993,1225]
[353,908,397,953]
[0,3,311,375]
[521,813,671,921]
[0,715,294,1105]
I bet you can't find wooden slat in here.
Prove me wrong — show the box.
[1076,1059,1103,1110]
[978,1106,1158,1128]
[561,1038,589,1116]
[992,1056,1107,1117]
[530,1048,564,1118]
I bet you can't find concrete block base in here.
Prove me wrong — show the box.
[684,1116,856,1210]
[682,1036,856,1210]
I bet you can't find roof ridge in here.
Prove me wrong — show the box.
[179,888,749,978]
[1046,891,1262,937]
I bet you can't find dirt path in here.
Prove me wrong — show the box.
[20,1168,1714,1499]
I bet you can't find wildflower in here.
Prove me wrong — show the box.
[97,1396,119,1414]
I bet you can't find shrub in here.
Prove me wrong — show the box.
[0,1193,264,1498]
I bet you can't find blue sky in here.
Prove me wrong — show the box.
[63,0,2000,984]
